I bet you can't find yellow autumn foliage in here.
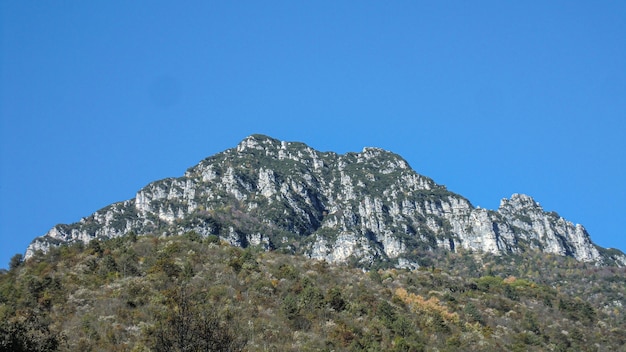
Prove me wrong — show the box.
[394,288,459,323]
[503,276,517,284]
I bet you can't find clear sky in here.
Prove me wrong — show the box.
[1,1,625,268]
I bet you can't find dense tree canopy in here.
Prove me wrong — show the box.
[1,233,625,351]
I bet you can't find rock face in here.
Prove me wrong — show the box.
[25,135,626,267]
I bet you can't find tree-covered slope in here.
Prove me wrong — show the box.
[3,233,625,351]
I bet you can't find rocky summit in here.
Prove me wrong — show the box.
[26,134,626,267]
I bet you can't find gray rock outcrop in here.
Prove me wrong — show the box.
[25,135,625,267]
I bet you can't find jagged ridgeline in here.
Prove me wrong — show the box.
[26,134,626,267]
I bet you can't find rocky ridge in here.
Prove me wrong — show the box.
[26,134,626,267]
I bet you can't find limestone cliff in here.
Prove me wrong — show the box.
[25,135,626,267]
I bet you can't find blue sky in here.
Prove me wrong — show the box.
[1,1,625,268]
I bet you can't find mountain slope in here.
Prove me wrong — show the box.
[5,233,626,351]
[25,134,626,267]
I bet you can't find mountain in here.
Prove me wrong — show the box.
[25,134,626,268]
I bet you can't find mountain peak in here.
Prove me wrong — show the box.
[499,193,542,211]
[236,134,281,152]
[25,135,625,267]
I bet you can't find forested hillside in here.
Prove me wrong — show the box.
[2,232,625,351]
